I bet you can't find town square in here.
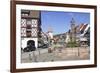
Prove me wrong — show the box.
[21,10,90,63]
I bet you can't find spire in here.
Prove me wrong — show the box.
[70,17,75,24]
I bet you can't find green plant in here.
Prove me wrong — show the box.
[67,41,79,47]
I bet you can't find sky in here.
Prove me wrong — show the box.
[41,11,90,35]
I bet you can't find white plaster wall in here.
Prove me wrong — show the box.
[21,38,38,49]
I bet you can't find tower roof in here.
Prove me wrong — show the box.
[70,17,75,24]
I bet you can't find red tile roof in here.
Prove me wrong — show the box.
[79,24,88,31]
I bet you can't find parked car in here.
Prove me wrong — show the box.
[38,43,48,49]
[38,41,49,49]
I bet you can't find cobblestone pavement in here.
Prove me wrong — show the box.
[21,47,90,63]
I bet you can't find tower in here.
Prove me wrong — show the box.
[70,18,76,42]
[47,26,53,46]
[47,26,53,39]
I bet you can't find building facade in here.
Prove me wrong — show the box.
[21,10,41,50]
